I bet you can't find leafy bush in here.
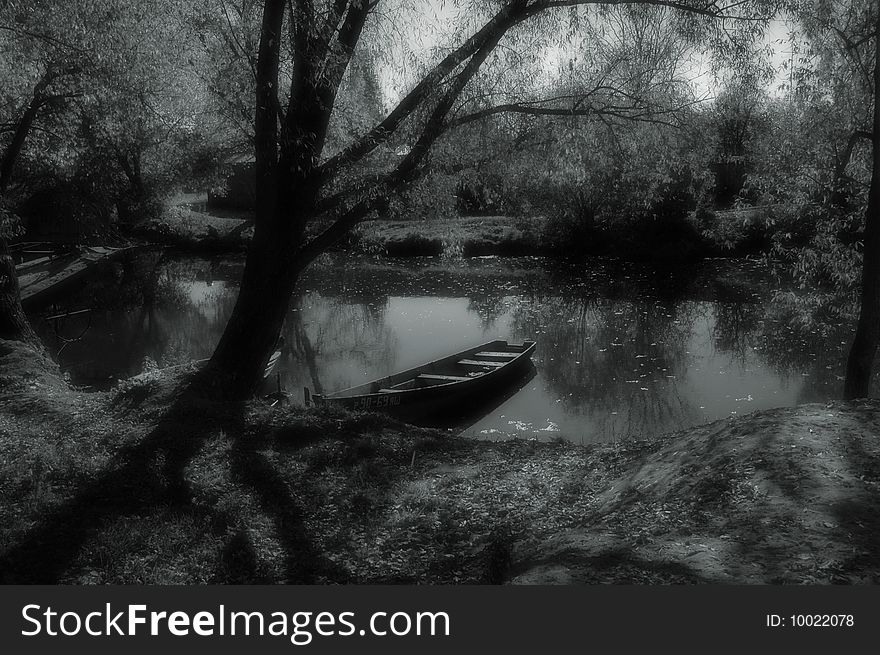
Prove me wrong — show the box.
[455,173,508,216]
[540,164,704,260]
[766,205,862,294]
[384,233,444,257]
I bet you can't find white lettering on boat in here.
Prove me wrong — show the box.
[353,394,402,410]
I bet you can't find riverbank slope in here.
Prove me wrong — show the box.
[132,205,776,260]
[1,339,877,583]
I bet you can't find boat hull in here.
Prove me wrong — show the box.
[312,339,536,423]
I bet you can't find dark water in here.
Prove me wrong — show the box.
[29,250,861,442]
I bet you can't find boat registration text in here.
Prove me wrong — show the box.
[353,394,402,410]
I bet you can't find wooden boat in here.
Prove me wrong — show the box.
[18,246,132,305]
[309,339,536,421]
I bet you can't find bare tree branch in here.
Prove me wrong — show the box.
[318,0,741,180]
[0,24,88,54]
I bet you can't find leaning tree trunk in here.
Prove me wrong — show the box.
[830,133,859,209]
[0,239,41,347]
[208,0,333,398]
[208,224,302,398]
[0,104,42,193]
[0,69,60,350]
[0,69,57,192]
[844,16,880,400]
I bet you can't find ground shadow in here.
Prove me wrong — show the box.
[0,368,339,583]
[835,431,880,581]
[228,429,352,583]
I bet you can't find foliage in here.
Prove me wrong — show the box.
[0,1,230,227]
[767,205,863,294]
[0,206,23,240]
[529,120,707,258]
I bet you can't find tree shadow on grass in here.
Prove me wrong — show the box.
[834,433,880,581]
[227,431,351,583]
[0,371,232,582]
[0,369,340,584]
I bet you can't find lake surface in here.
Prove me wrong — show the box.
[29,251,861,442]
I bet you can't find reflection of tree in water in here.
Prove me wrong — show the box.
[279,293,397,397]
[117,256,238,369]
[511,293,699,438]
[467,291,512,331]
[106,252,202,311]
[754,291,864,402]
[711,300,763,366]
[287,310,323,394]
[33,253,239,384]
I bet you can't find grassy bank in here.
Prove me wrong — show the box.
[132,206,253,252]
[1,339,878,584]
[133,208,547,257]
[133,201,793,261]
[346,216,546,257]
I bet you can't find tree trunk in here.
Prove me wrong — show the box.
[0,71,56,349]
[0,106,40,192]
[0,239,41,348]
[207,0,336,398]
[830,133,858,208]
[844,17,880,400]
[0,70,55,192]
[209,228,300,398]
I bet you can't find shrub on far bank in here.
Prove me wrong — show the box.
[17,181,121,243]
[539,166,707,262]
[765,205,862,294]
[383,232,444,257]
[461,220,542,257]
[699,204,823,257]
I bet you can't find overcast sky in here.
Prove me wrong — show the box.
[369,2,800,110]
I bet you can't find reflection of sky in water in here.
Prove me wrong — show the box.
[187,281,233,322]
[385,297,512,368]
[33,254,856,443]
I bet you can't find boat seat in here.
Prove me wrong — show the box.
[474,351,519,358]
[417,374,470,382]
[457,359,506,368]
